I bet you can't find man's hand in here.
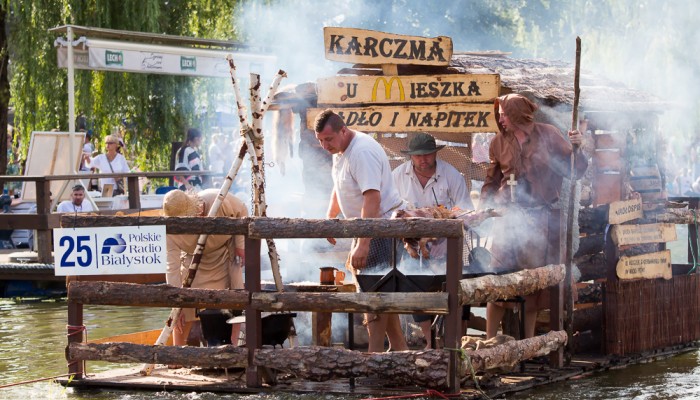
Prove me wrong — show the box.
[326,237,337,245]
[350,238,370,270]
[568,129,584,148]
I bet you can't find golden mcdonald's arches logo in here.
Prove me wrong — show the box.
[371,77,405,102]
[316,74,500,105]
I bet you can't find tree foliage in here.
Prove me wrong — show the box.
[7,0,240,171]
[4,0,697,173]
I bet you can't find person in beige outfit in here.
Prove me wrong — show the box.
[162,189,248,347]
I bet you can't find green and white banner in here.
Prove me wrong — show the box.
[57,39,276,78]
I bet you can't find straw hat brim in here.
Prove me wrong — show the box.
[400,145,445,155]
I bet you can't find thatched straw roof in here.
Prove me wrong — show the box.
[450,53,667,113]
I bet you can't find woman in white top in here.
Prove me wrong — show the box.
[88,134,130,194]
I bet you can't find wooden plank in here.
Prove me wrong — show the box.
[317,74,500,105]
[89,329,173,346]
[611,223,677,246]
[306,104,496,134]
[608,197,643,224]
[616,250,672,281]
[324,27,452,66]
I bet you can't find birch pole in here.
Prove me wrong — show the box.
[139,59,285,376]
[564,36,582,366]
[226,56,286,292]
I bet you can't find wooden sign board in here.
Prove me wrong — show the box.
[317,74,500,105]
[611,223,677,246]
[616,250,672,281]
[608,197,643,224]
[307,104,496,134]
[324,27,452,66]
[21,131,85,201]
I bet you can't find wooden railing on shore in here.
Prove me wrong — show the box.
[0,171,221,263]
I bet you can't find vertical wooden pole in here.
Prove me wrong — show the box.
[245,236,262,388]
[688,198,699,265]
[127,176,140,209]
[603,225,619,354]
[550,210,564,367]
[67,300,84,378]
[35,178,52,263]
[445,236,463,394]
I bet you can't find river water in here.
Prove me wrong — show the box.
[1,299,699,399]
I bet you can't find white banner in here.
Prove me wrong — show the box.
[53,226,167,276]
[57,39,276,78]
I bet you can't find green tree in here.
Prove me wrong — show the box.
[7,0,240,172]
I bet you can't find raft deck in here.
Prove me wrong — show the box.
[57,342,699,398]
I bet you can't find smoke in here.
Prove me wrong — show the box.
[222,1,699,343]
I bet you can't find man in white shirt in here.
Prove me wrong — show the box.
[392,133,473,348]
[56,185,94,213]
[314,109,407,353]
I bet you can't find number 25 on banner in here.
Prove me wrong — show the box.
[57,235,93,268]
[53,226,167,276]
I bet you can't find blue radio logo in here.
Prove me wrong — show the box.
[101,234,127,255]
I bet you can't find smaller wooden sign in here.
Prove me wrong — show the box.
[611,223,677,246]
[324,27,453,66]
[307,104,496,134]
[608,197,643,224]
[616,250,672,281]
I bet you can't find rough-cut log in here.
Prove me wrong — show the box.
[575,234,604,257]
[68,342,247,368]
[60,215,249,235]
[249,218,464,239]
[458,264,566,305]
[68,281,249,309]
[575,253,606,281]
[579,205,608,234]
[463,330,567,372]
[60,216,465,239]
[620,243,660,257]
[254,346,450,389]
[252,292,448,314]
[650,209,697,224]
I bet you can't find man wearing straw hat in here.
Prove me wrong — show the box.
[162,189,248,348]
[314,109,408,353]
[393,132,472,348]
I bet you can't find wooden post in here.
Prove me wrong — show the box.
[67,300,84,378]
[312,311,332,346]
[445,236,463,394]
[564,36,582,365]
[550,209,564,367]
[127,176,140,209]
[35,178,52,263]
[688,198,699,265]
[603,224,619,354]
[245,237,262,387]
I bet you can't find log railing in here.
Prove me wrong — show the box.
[60,215,566,393]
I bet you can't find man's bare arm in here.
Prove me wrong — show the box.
[351,189,381,269]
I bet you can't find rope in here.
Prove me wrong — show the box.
[444,347,491,400]
[0,374,76,389]
[66,324,87,373]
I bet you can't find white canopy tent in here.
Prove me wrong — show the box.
[49,25,277,207]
